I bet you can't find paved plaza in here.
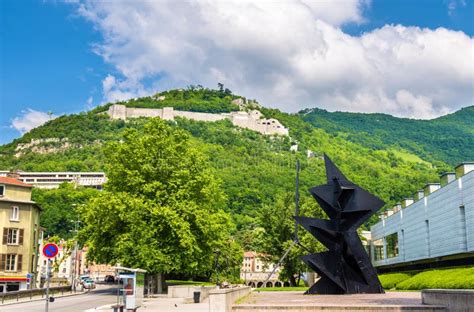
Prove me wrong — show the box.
[234,291,447,310]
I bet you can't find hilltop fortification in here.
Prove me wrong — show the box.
[107,104,289,136]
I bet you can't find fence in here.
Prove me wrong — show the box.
[0,285,73,304]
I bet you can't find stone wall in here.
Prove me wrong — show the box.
[209,286,252,312]
[107,104,288,136]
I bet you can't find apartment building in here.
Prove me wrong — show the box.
[0,176,41,292]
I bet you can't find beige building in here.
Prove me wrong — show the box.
[0,176,41,292]
[241,251,286,288]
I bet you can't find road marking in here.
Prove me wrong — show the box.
[83,304,113,312]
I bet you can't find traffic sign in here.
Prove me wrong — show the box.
[43,243,59,258]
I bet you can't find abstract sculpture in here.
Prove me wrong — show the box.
[295,155,384,294]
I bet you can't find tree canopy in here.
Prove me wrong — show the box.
[78,118,241,276]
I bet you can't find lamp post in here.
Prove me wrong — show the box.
[214,249,220,287]
[70,205,81,291]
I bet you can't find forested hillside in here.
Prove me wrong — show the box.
[1,87,470,244]
[299,106,474,166]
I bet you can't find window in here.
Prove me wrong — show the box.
[386,233,399,258]
[3,228,23,245]
[6,255,16,271]
[373,239,384,261]
[11,207,19,221]
[7,229,18,245]
[0,185,4,197]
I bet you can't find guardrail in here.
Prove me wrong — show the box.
[0,285,73,304]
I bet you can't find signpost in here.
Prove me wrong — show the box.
[43,243,58,312]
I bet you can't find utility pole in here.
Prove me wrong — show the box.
[45,259,51,312]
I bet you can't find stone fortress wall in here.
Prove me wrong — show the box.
[107,104,289,136]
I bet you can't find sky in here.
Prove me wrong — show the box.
[1,0,473,145]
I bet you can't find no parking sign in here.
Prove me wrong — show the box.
[43,243,59,258]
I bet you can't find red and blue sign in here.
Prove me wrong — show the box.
[42,243,59,258]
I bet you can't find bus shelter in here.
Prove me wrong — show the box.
[114,266,146,311]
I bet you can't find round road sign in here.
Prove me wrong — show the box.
[43,243,59,258]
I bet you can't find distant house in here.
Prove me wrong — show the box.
[240,251,288,288]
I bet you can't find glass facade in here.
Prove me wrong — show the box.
[386,233,399,258]
[373,239,384,261]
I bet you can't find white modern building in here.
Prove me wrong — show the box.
[0,171,106,189]
[370,162,474,271]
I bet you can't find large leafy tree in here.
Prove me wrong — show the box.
[79,118,240,277]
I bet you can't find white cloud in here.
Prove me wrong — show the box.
[446,0,466,16]
[77,0,474,119]
[101,74,151,103]
[11,109,56,134]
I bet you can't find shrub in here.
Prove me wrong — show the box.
[378,273,412,290]
[396,267,474,290]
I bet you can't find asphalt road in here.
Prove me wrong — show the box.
[0,286,118,312]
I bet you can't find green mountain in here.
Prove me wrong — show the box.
[299,106,474,166]
[1,88,471,235]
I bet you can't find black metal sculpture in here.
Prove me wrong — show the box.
[295,155,384,294]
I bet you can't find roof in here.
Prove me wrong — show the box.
[244,251,256,257]
[114,266,146,273]
[455,162,474,168]
[0,177,33,188]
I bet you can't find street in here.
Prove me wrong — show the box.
[0,286,118,312]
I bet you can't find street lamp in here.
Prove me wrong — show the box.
[70,205,82,291]
[214,249,221,287]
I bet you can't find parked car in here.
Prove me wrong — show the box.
[104,275,115,283]
[82,278,96,289]
[80,275,90,282]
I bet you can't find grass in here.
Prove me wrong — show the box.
[166,280,215,286]
[378,267,474,290]
[388,149,430,165]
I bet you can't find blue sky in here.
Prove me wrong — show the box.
[1,0,473,145]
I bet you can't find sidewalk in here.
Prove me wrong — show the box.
[88,297,210,312]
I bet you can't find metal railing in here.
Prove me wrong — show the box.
[0,286,73,304]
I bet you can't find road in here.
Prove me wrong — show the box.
[0,286,118,312]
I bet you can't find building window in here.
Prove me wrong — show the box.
[7,229,18,245]
[0,185,4,197]
[373,239,384,261]
[11,206,19,221]
[386,233,399,258]
[6,255,16,271]
[3,228,23,245]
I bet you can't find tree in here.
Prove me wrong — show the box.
[79,118,241,280]
[217,82,224,93]
[32,183,98,238]
[258,192,325,286]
